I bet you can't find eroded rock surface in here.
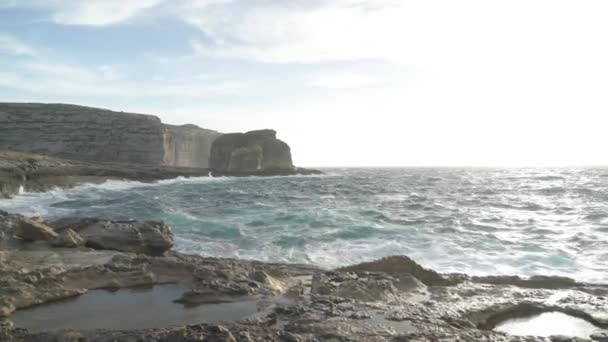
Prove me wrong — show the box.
[2,212,608,341]
[50,217,174,256]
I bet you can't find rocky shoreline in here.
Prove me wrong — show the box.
[2,210,608,341]
[0,151,320,199]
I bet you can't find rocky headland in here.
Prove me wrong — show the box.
[0,103,313,177]
[0,103,320,198]
[2,210,608,341]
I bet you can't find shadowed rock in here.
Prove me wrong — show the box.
[50,218,174,256]
[209,129,294,174]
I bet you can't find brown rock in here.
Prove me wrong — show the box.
[51,229,86,248]
[14,218,58,241]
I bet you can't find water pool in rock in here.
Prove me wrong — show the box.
[11,284,259,331]
[493,311,603,338]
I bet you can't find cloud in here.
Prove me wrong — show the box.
[0,59,245,98]
[184,0,406,63]
[309,71,383,89]
[4,0,163,26]
[0,34,37,56]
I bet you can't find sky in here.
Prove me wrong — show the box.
[1,0,607,167]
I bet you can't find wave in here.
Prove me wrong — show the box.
[2,167,608,283]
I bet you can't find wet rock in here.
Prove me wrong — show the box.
[474,275,579,289]
[51,218,174,256]
[338,256,453,286]
[14,218,58,241]
[51,229,86,248]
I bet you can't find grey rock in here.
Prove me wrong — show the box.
[51,218,174,256]
[338,255,453,286]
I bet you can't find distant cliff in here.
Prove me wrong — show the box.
[209,129,294,174]
[162,124,221,168]
[0,103,220,168]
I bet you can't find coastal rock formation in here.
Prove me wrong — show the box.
[0,103,220,168]
[51,218,174,256]
[162,124,221,168]
[0,103,167,165]
[209,129,294,174]
[3,211,608,341]
[0,151,213,199]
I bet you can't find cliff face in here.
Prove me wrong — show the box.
[0,103,166,165]
[209,129,294,174]
[162,124,221,168]
[0,103,220,168]
[0,103,309,174]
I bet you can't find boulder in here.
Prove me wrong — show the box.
[14,218,58,241]
[51,229,85,248]
[209,129,294,174]
[50,218,174,256]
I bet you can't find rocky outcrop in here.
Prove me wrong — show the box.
[50,217,174,256]
[162,124,221,168]
[0,103,317,176]
[209,129,294,174]
[0,151,214,199]
[3,209,608,341]
[0,103,220,168]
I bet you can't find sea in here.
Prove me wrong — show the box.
[1,168,607,283]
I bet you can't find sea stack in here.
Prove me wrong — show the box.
[209,129,294,174]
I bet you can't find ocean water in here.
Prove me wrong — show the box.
[2,168,608,283]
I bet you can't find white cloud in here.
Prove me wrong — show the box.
[309,71,383,89]
[5,0,163,25]
[0,34,37,56]
[184,0,405,63]
[0,60,245,98]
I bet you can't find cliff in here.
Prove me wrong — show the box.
[0,103,166,165]
[0,103,219,168]
[209,129,294,174]
[162,124,221,168]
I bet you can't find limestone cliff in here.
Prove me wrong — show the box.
[209,129,294,174]
[0,103,166,165]
[0,103,219,168]
[162,124,221,168]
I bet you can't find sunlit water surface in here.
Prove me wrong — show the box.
[2,168,608,282]
[494,312,602,338]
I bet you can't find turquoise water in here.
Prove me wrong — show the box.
[2,168,608,282]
